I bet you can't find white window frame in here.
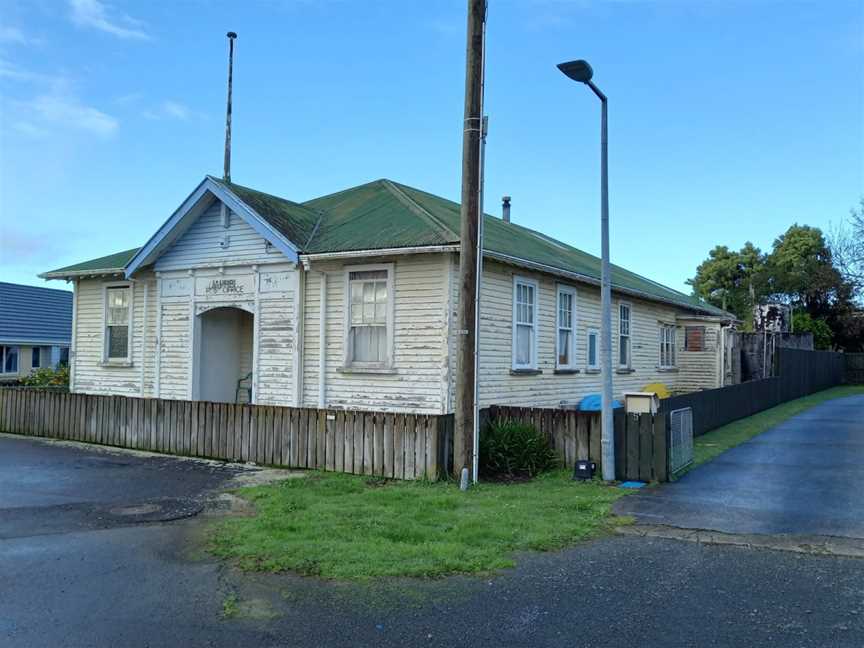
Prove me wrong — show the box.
[0,346,19,374]
[511,276,539,371]
[586,328,600,371]
[618,302,632,369]
[342,263,395,370]
[556,285,577,370]
[659,323,676,369]
[102,282,134,364]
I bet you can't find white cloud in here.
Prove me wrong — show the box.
[0,26,41,46]
[68,0,150,41]
[27,94,119,136]
[161,100,190,120]
[12,121,49,138]
[143,100,198,121]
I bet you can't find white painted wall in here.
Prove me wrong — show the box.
[300,253,450,414]
[156,199,289,271]
[675,318,722,393]
[447,259,721,409]
[71,274,155,396]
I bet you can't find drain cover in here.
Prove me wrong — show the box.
[109,503,161,516]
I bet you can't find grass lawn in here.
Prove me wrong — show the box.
[209,469,627,580]
[691,384,864,470]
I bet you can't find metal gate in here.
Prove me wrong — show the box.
[668,407,694,475]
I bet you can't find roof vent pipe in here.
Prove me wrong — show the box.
[502,195,511,222]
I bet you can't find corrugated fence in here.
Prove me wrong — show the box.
[0,388,452,481]
[661,348,845,437]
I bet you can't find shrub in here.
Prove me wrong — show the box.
[479,419,558,479]
[21,365,69,389]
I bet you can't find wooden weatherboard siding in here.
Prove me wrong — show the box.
[463,260,701,409]
[302,253,450,413]
[72,275,157,397]
[0,388,450,481]
[154,199,290,272]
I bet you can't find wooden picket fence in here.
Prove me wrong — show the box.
[0,388,452,481]
[488,405,669,482]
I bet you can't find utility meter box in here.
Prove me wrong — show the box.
[624,391,660,415]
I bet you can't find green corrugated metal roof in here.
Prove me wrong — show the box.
[208,176,322,247]
[305,179,730,317]
[303,179,455,252]
[42,176,728,317]
[42,247,140,276]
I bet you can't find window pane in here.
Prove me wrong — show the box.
[588,334,597,367]
[558,330,570,365]
[3,346,18,373]
[351,325,385,363]
[351,282,363,304]
[350,304,363,324]
[374,303,386,323]
[32,347,40,368]
[516,324,532,366]
[619,336,628,366]
[60,347,69,365]
[108,326,129,359]
[363,303,375,322]
[375,281,387,304]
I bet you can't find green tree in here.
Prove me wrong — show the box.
[687,243,765,321]
[765,224,845,315]
[791,312,833,350]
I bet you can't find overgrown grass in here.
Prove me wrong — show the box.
[691,385,864,470]
[209,470,626,580]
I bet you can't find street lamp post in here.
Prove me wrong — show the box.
[557,59,615,481]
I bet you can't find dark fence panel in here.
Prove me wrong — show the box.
[846,354,864,385]
[487,405,669,482]
[661,348,844,437]
[0,389,451,481]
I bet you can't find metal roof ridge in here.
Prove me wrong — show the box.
[380,180,459,242]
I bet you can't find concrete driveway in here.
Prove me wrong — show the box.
[615,394,864,538]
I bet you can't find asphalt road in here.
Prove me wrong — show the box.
[615,394,864,538]
[2,433,863,647]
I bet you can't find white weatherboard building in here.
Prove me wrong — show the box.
[42,176,737,414]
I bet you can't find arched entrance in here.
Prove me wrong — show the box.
[194,306,254,403]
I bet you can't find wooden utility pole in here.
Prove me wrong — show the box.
[454,0,486,479]
[223,31,237,182]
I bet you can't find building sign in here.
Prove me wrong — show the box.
[195,275,255,297]
[260,271,295,293]
[161,278,192,297]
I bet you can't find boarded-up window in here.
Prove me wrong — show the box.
[684,326,705,351]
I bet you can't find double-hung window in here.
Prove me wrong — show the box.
[586,329,600,371]
[0,346,18,374]
[659,324,676,369]
[104,285,132,362]
[618,303,632,368]
[345,265,393,368]
[556,286,576,370]
[512,277,538,370]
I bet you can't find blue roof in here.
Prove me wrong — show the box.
[0,282,73,346]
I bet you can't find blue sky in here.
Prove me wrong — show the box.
[1,0,861,293]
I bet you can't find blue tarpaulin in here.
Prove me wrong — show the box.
[578,394,623,411]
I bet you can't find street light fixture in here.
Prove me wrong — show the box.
[557,59,615,482]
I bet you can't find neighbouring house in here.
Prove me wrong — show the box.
[0,282,73,382]
[41,176,737,413]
